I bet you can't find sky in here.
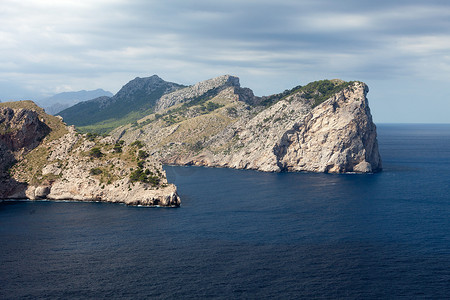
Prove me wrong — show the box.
[1,0,450,123]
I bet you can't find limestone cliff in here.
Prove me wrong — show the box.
[0,101,180,206]
[112,77,381,173]
[155,75,240,111]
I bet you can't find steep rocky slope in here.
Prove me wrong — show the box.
[111,76,381,173]
[0,101,180,206]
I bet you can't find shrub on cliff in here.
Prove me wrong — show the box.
[90,168,103,175]
[299,80,350,107]
[130,140,144,148]
[129,168,160,186]
[89,147,103,158]
[138,150,149,159]
[113,140,124,153]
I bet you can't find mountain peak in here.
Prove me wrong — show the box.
[132,74,163,82]
[113,75,184,101]
[58,75,184,131]
[206,74,240,88]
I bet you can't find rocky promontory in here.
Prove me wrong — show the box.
[0,101,180,206]
[111,77,381,173]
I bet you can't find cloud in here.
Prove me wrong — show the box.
[1,0,450,121]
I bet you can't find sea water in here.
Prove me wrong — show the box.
[1,124,449,299]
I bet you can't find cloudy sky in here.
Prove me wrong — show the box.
[1,0,449,123]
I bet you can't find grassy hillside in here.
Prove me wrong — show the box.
[58,76,184,134]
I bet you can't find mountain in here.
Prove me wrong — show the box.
[38,89,113,115]
[0,101,180,206]
[109,76,381,174]
[58,75,185,133]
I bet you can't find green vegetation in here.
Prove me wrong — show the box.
[86,132,99,141]
[297,80,352,107]
[90,168,103,175]
[130,140,144,148]
[129,168,160,186]
[89,147,103,158]
[258,85,302,107]
[128,148,161,186]
[256,80,353,108]
[138,150,149,159]
[201,101,224,112]
[113,140,124,153]
[163,114,179,125]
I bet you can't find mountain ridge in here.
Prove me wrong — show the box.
[58,75,185,133]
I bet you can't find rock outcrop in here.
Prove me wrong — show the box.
[0,106,50,154]
[0,101,180,206]
[155,75,240,111]
[112,77,381,173]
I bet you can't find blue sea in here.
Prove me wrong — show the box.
[1,124,449,299]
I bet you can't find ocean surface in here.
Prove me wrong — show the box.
[1,124,449,299]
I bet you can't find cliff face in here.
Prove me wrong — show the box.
[273,83,381,173]
[0,104,52,196]
[155,75,241,111]
[0,101,180,206]
[112,77,381,174]
[0,107,50,152]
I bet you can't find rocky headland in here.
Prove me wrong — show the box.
[0,101,180,206]
[110,76,381,173]
[1,75,382,206]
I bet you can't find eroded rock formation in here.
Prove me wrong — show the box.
[0,102,180,206]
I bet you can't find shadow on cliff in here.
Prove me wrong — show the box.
[0,109,52,198]
[273,123,300,171]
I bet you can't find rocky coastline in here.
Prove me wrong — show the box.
[1,76,382,206]
[0,102,180,206]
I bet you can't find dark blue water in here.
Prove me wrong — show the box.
[1,124,449,299]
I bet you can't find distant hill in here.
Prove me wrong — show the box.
[58,75,185,133]
[37,89,113,115]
